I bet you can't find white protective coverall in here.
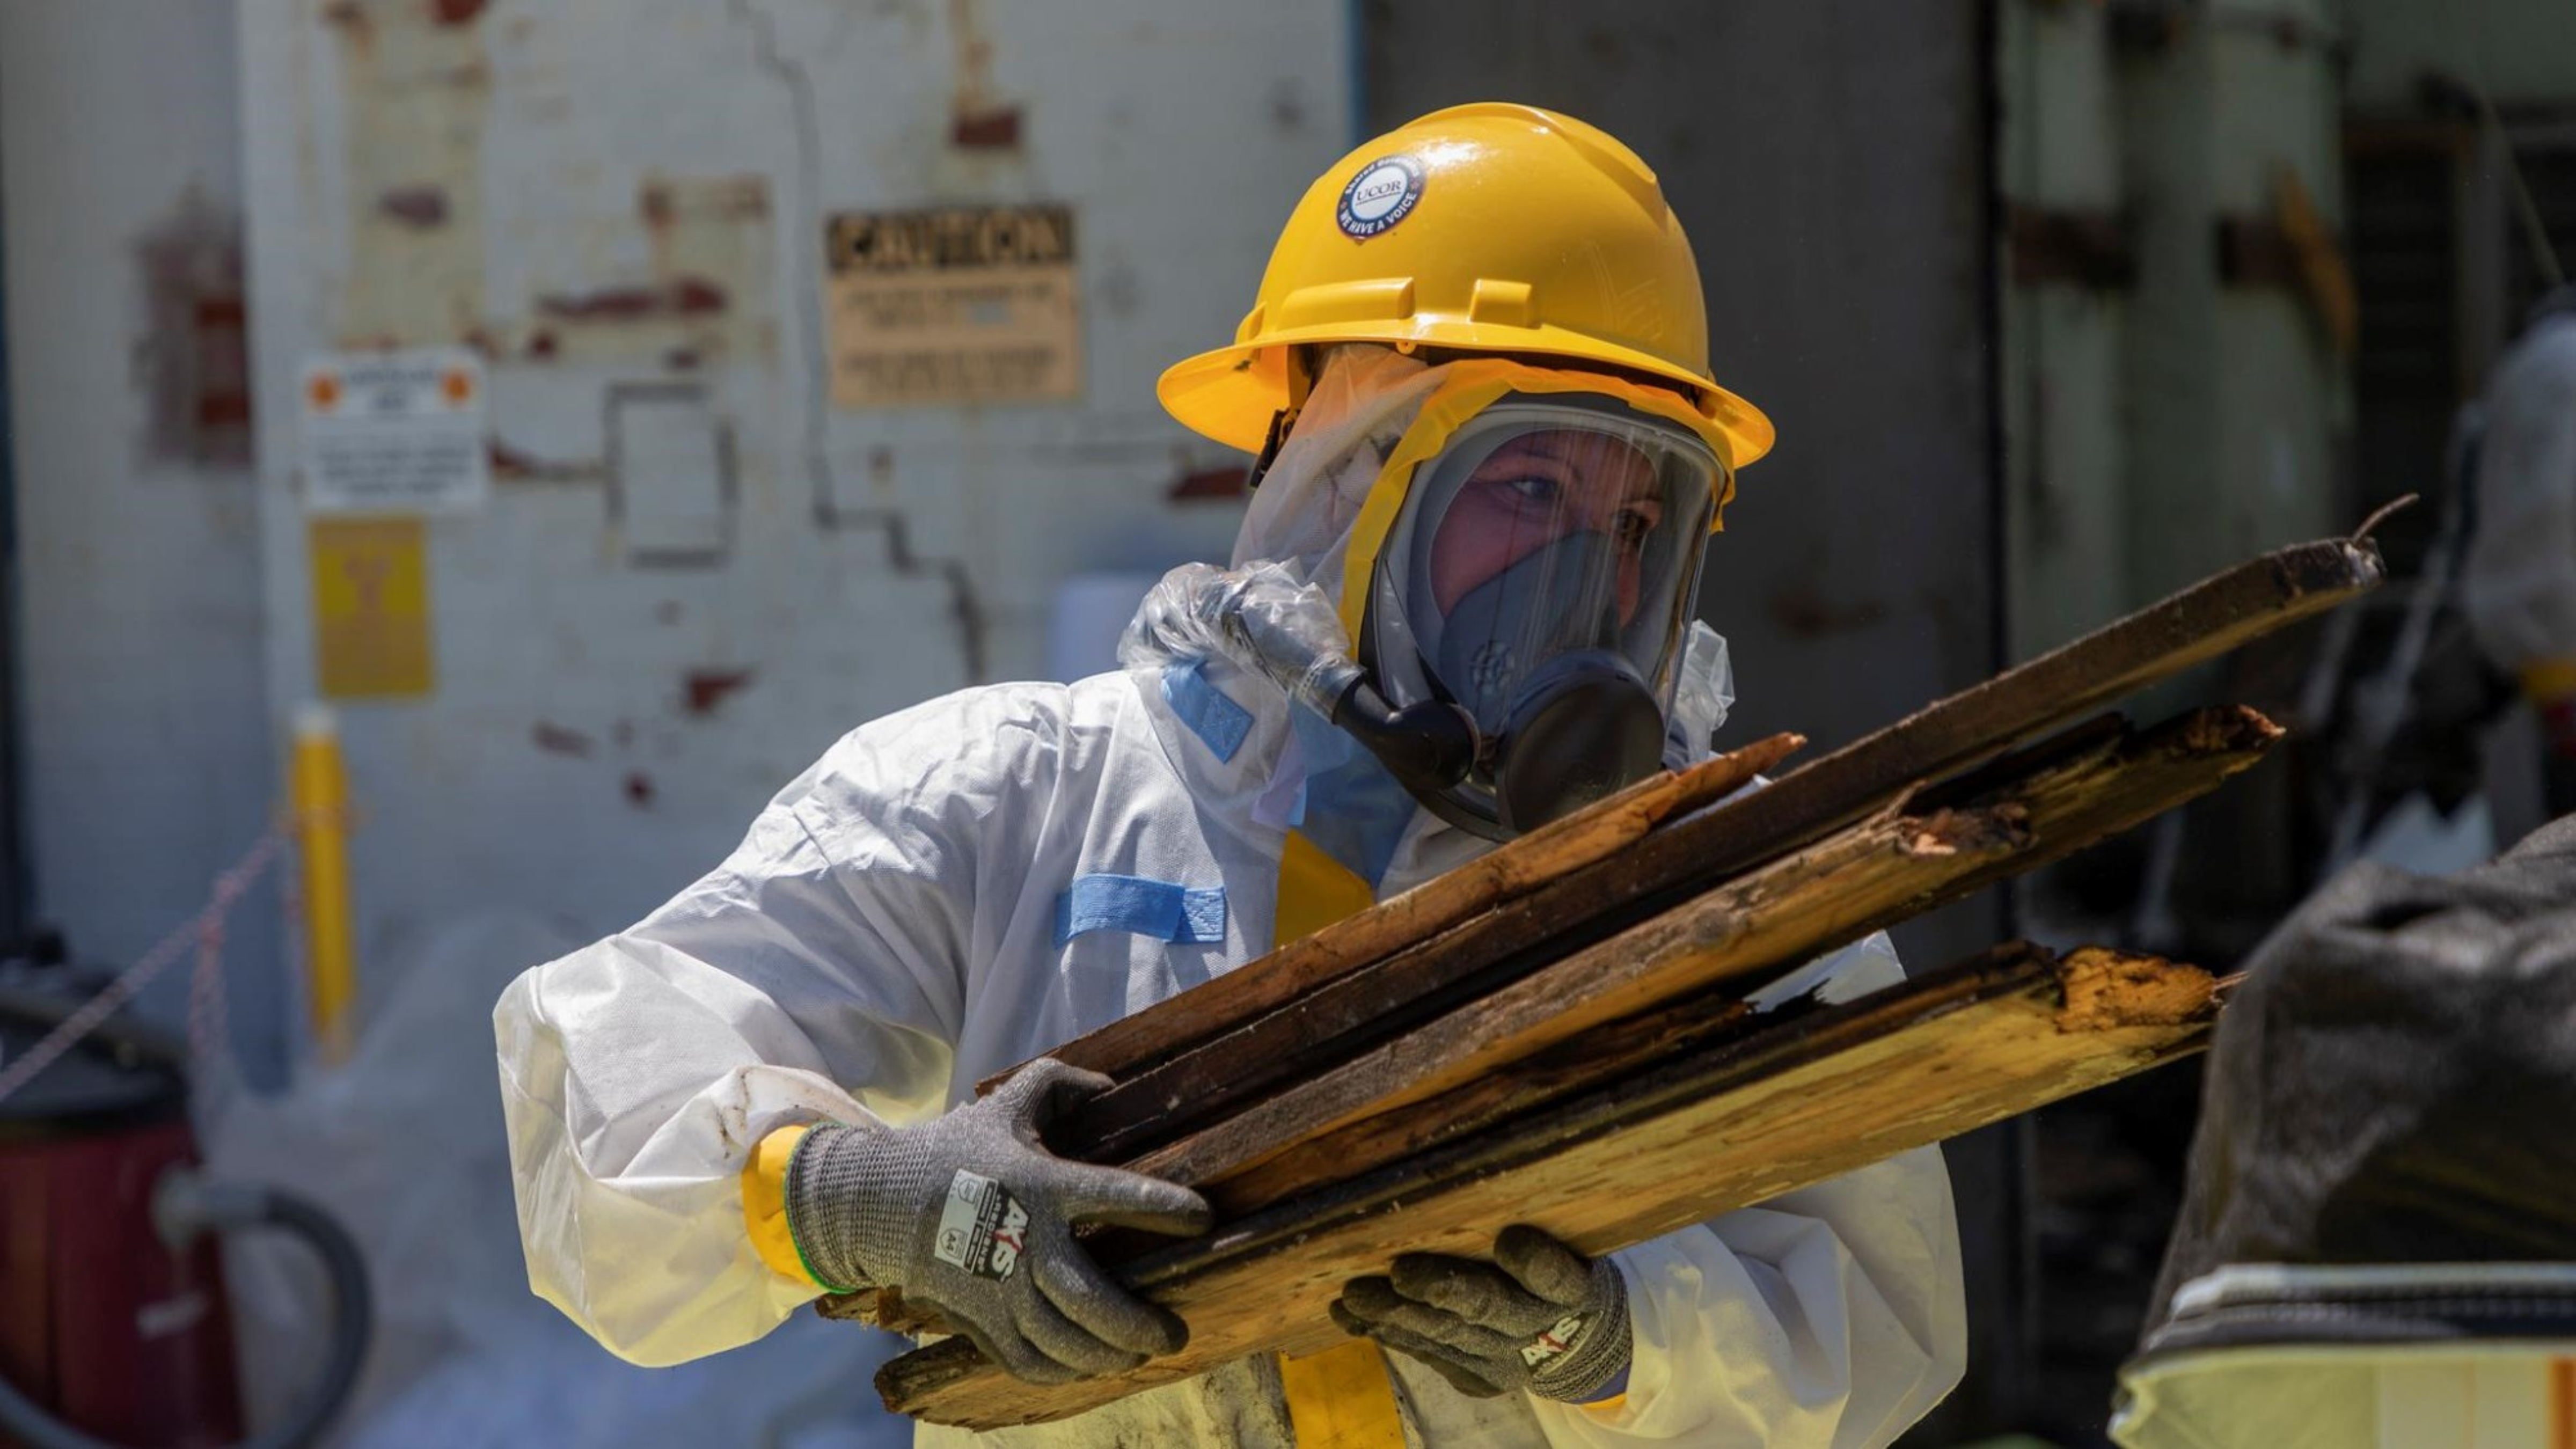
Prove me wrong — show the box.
[2465,301,2576,693]
[495,347,1968,1447]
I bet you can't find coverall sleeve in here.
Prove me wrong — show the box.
[493,694,1020,1367]
[2465,321,2576,685]
[1532,932,1969,1448]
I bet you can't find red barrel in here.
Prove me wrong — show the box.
[0,999,243,1448]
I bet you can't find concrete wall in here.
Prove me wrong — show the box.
[2346,0,2576,109]
[2001,0,2132,664]
[2119,2,2346,611]
[1,2,283,1066]
[232,0,1349,1048]
[2004,1,2345,657]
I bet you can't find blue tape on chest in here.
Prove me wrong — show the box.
[1161,661,1253,763]
[1287,700,1416,890]
[1055,874,1228,947]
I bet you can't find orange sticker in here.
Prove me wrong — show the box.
[309,517,435,699]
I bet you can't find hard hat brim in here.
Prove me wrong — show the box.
[1159,325,1775,471]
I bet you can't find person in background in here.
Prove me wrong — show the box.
[2464,287,2576,814]
[2113,815,2576,1448]
[495,103,1965,1447]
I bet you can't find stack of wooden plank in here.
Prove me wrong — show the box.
[847,538,2384,1429]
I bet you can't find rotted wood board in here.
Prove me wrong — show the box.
[832,706,2279,1338]
[882,943,2227,1428]
[1120,705,2278,1195]
[1035,540,2379,1160]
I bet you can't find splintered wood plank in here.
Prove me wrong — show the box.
[879,943,2224,1428]
[1027,734,1802,1085]
[1041,541,2377,1157]
[818,740,1797,1341]
[831,707,2273,1337]
[1115,705,2276,1190]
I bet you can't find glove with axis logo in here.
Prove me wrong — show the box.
[1329,1224,1632,1402]
[785,1057,1212,1384]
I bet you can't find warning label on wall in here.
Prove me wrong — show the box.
[824,205,1081,408]
[309,517,435,699]
[300,348,488,514]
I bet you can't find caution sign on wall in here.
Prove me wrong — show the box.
[824,205,1081,408]
[299,348,489,514]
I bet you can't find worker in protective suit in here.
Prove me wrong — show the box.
[496,103,1967,1447]
[2465,286,2576,815]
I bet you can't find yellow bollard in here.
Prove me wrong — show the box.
[292,705,357,1065]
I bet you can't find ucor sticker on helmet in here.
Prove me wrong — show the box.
[1337,156,1425,239]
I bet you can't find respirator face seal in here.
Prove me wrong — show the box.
[1361,392,1724,838]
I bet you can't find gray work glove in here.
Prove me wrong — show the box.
[1329,1225,1631,1402]
[786,1057,1212,1384]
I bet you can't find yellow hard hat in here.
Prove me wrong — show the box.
[1158,101,1774,470]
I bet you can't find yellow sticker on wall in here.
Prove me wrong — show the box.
[309,517,435,699]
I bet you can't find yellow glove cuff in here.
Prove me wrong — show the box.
[742,1123,820,1286]
[2522,658,2576,703]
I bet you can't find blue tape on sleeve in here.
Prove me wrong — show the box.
[1055,875,1228,947]
[1161,661,1253,763]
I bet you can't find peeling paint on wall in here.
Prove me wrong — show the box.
[947,0,1023,151]
[537,276,730,322]
[328,0,489,344]
[132,186,252,465]
[681,668,757,716]
[487,437,606,485]
[531,720,597,757]
[319,1,372,54]
[377,184,450,229]
[1167,463,1247,501]
[952,106,1022,150]
[518,175,776,369]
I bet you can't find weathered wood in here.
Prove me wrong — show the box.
[813,1282,938,1334]
[1119,705,2276,1192]
[1027,734,1803,1086]
[881,943,2224,1427]
[822,745,1798,1340]
[855,542,2373,1370]
[1042,540,2377,1156]
[1202,978,1754,1218]
[835,707,2274,1336]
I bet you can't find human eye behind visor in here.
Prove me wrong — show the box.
[1361,391,1727,839]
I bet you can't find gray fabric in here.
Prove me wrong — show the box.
[2135,814,2576,1356]
[785,1057,1212,1385]
[1329,1225,1632,1402]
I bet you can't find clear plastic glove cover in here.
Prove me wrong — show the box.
[1118,560,1364,718]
